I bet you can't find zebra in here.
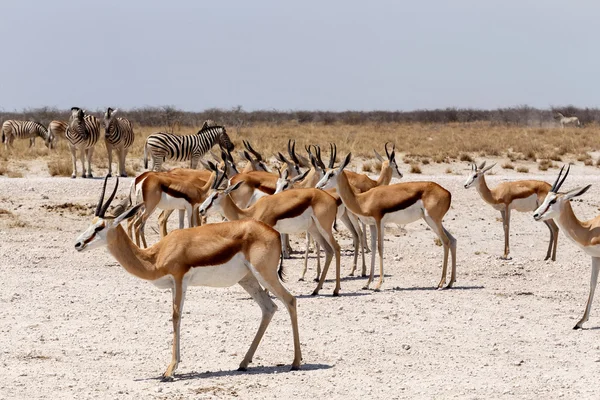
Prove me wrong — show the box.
[66,107,101,178]
[143,123,234,171]
[48,120,68,142]
[1,120,53,151]
[103,107,135,177]
[556,112,581,129]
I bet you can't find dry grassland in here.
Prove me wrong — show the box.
[0,122,598,177]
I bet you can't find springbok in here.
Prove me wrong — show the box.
[316,153,457,291]
[74,177,301,380]
[199,183,342,296]
[131,164,224,248]
[556,112,581,129]
[464,161,559,261]
[533,165,600,329]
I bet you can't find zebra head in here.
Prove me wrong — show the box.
[74,177,142,252]
[218,127,234,152]
[103,107,118,132]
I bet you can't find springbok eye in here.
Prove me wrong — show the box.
[549,199,557,205]
[94,225,105,233]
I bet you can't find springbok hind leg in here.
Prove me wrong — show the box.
[575,257,600,330]
[423,216,457,289]
[237,274,278,370]
[243,266,302,370]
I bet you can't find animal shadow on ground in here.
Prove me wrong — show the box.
[136,363,333,382]
[390,285,485,292]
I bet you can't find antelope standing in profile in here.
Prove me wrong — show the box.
[74,177,301,380]
[533,165,600,329]
[464,161,559,261]
[199,183,342,296]
[556,112,581,129]
[316,153,457,291]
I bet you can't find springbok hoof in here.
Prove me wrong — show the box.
[290,364,300,371]
[311,290,318,296]
[573,325,583,330]
[237,366,248,372]
[160,375,174,383]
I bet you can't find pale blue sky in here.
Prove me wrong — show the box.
[0,0,597,111]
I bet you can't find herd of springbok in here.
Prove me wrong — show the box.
[70,122,600,381]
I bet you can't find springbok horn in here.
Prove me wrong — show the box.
[99,177,119,218]
[329,143,337,169]
[555,164,571,193]
[95,176,109,216]
[551,165,565,192]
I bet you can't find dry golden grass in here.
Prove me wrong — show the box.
[0,122,598,175]
[502,162,515,170]
[409,164,422,174]
[47,158,72,177]
[516,166,529,173]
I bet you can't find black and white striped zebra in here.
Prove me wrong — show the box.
[1,120,53,151]
[48,120,68,142]
[66,107,101,178]
[143,123,234,171]
[103,107,135,177]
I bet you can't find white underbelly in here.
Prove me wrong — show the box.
[273,207,313,234]
[149,254,249,289]
[509,194,537,212]
[157,193,190,211]
[382,200,424,225]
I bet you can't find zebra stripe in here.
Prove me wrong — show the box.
[1,120,52,149]
[104,108,135,149]
[66,108,101,149]
[48,120,67,141]
[66,107,101,178]
[144,124,233,171]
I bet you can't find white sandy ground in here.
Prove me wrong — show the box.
[2,160,600,399]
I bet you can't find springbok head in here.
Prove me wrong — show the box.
[464,161,496,189]
[74,177,142,252]
[533,165,591,221]
[315,152,352,191]
[274,168,310,194]
[198,176,242,217]
[373,142,403,179]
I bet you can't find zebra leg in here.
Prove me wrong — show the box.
[86,147,95,178]
[190,156,199,170]
[79,148,87,178]
[120,147,128,177]
[105,142,113,177]
[70,146,78,179]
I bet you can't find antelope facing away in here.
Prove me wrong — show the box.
[74,177,301,380]
[316,153,457,291]
[556,112,581,129]
[464,161,559,261]
[533,165,599,329]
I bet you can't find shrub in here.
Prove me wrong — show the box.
[516,167,529,173]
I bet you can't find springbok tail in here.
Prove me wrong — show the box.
[278,252,287,283]
[333,218,338,232]
[143,142,148,169]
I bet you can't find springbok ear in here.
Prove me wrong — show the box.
[482,163,496,174]
[373,149,384,163]
[338,153,352,172]
[478,161,486,170]
[291,169,309,183]
[224,181,244,195]
[113,203,143,226]
[199,160,211,170]
[276,152,287,163]
[564,184,592,200]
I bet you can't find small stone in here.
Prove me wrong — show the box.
[402,344,411,350]
[155,387,163,393]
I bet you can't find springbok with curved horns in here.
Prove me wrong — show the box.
[316,153,457,291]
[464,161,559,261]
[199,183,342,296]
[75,177,301,380]
[556,112,581,129]
[533,165,600,329]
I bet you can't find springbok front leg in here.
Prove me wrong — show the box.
[500,207,512,260]
[365,224,378,290]
[574,257,600,330]
[543,220,559,261]
[162,277,187,381]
